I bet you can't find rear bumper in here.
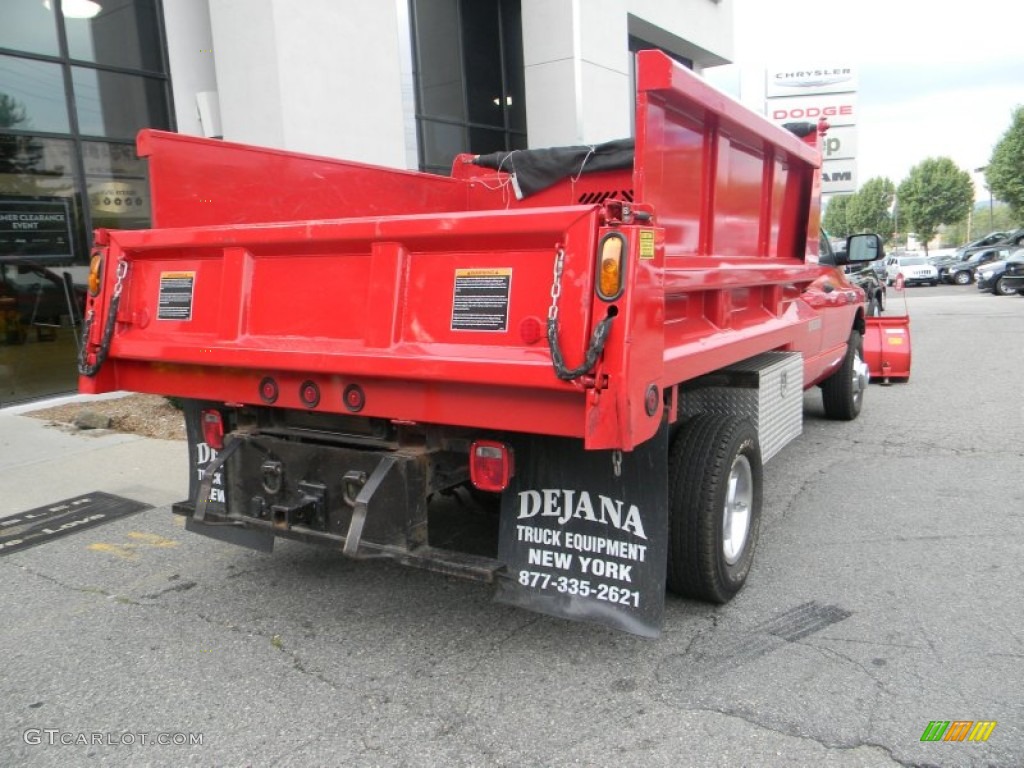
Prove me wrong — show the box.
[175,430,506,583]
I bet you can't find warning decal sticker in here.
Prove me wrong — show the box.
[157,271,196,320]
[451,268,511,332]
[638,229,655,259]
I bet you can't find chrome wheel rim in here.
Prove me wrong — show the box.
[722,454,753,565]
[852,348,869,407]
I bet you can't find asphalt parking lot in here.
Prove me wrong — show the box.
[1,283,1022,767]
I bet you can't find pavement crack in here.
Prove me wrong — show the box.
[10,562,144,605]
[695,707,918,766]
[796,641,899,696]
[140,580,197,599]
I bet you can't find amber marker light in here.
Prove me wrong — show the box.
[88,251,104,296]
[597,234,626,300]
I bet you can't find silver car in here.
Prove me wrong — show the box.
[884,255,938,287]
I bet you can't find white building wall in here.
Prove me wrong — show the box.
[267,0,407,167]
[522,0,733,147]
[208,0,286,148]
[203,0,407,167]
[162,0,218,138]
[167,0,732,166]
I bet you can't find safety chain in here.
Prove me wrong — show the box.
[77,259,128,377]
[548,247,565,323]
[546,246,615,381]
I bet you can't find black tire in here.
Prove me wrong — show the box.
[995,277,1017,296]
[953,270,971,285]
[821,330,866,421]
[666,414,762,603]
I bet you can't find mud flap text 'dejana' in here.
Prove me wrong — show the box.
[496,425,668,637]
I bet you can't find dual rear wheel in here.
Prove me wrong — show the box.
[666,414,763,603]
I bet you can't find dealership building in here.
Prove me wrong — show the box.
[0,0,734,404]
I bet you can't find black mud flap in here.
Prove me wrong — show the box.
[174,401,275,553]
[496,424,668,637]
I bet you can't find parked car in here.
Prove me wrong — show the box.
[945,247,1008,285]
[954,230,1010,260]
[956,228,1024,263]
[999,251,1024,295]
[976,249,1024,295]
[884,255,938,286]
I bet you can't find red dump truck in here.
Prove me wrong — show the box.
[78,51,884,636]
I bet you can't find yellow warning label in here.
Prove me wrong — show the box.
[158,271,196,321]
[455,268,512,278]
[639,229,656,259]
[452,268,512,332]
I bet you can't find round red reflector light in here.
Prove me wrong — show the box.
[343,384,365,413]
[519,316,543,345]
[258,377,279,404]
[300,380,320,408]
[645,384,660,416]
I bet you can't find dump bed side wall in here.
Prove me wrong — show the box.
[629,51,847,388]
[137,130,470,228]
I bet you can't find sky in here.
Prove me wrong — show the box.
[702,0,1024,201]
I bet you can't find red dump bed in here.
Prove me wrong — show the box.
[80,51,861,451]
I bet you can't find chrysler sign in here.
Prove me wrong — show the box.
[766,66,858,97]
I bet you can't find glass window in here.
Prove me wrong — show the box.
[421,119,466,172]
[64,0,163,72]
[0,136,83,262]
[500,0,526,133]
[0,55,71,134]
[71,66,169,139]
[0,0,60,56]
[413,0,466,122]
[461,1,503,127]
[469,126,506,156]
[82,140,150,229]
[412,0,527,174]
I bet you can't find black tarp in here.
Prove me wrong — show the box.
[472,138,634,199]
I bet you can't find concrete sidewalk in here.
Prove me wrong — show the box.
[0,396,187,517]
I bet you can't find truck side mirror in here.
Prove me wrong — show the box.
[846,233,885,263]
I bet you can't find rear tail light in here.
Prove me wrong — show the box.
[597,233,626,300]
[201,409,225,450]
[470,440,513,493]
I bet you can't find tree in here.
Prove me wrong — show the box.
[822,194,852,237]
[896,158,973,255]
[0,92,45,196]
[944,201,1020,245]
[986,106,1024,219]
[847,176,895,242]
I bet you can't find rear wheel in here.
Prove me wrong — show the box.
[954,270,971,285]
[995,276,1017,296]
[666,415,762,603]
[821,330,866,421]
